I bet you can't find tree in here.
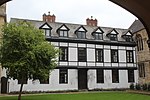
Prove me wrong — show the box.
[0,21,59,100]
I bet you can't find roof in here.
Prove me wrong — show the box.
[129,20,145,33]
[10,18,130,42]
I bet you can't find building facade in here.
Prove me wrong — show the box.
[6,13,138,92]
[130,20,150,84]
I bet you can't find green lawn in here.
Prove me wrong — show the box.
[0,92,150,100]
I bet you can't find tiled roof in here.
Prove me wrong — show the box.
[10,18,130,42]
[129,20,145,33]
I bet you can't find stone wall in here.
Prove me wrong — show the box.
[133,29,150,84]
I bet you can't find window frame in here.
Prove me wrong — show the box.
[136,34,143,51]
[109,34,118,41]
[112,69,119,83]
[97,69,104,83]
[76,31,86,39]
[138,63,145,78]
[95,49,103,62]
[126,50,134,63]
[78,48,87,62]
[59,47,68,61]
[93,32,103,40]
[59,69,68,84]
[59,29,68,37]
[111,50,119,63]
[128,69,135,83]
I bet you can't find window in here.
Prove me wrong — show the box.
[78,48,86,62]
[59,47,68,61]
[93,33,103,40]
[44,29,51,37]
[77,31,86,39]
[111,50,118,63]
[112,69,119,83]
[97,69,104,83]
[138,63,145,78]
[136,34,143,51]
[59,30,68,37]
[110,34,117,41]
[39,22,52,37]
[125,36,133,42]
[39,78,49,84]
[126,50,134,63]
[128,69,135,82]
[96,49,103,62]
[59,69,68,84]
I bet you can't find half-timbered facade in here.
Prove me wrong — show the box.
[6,14,138,92]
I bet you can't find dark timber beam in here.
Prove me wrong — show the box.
[109,0,150,47]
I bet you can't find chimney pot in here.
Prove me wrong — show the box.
[86,16,98,26]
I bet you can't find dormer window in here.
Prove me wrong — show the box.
[57,24,69,37]
[75,26,87,39]
[92,27,104,40]
[107,29,118,41]
[122,31,133,42]
[39,22,52,37]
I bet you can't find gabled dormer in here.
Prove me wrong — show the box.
[92,27,104,40]
[75,26,87,39]
[57,24,69,37]
[106,29,118,41]
[122,31,133,42]
[39,22,52,37]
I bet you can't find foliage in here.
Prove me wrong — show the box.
[148,83,150,91]
[135,83,141,90]
[142,83,148,91]
[130,83,135,90]
[0,21,59,100]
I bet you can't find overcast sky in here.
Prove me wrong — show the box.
[7,0,137,29]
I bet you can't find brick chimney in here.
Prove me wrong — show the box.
[86,16,97,26]
[43,12,56,22]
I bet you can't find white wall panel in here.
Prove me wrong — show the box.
[69,43,77,47]
[96,45,103,49]
[69,48,77,61]
[96,63,103,67]
[104,45,110,49]
[104,63,111,67]
[59,62,68,66]
[78,43,86,47]
[87,44,95,48]
[112,63,118,67]
[69,62,77,66]
[119,50,126,62]
[79,62,86,66]
[111,46,117,49]
[51,42,59,46]
[104,50,111,62]
[87,63,95,66]
[119,46,125,50]
[87,49,95,61]
[60,42,68,46]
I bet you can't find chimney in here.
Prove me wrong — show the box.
[43,12,56,22]
[86,16,97,26]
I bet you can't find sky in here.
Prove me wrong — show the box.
[7,0,137,29]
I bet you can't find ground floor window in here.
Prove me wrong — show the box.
[128,69,135,82]
[138,63,145,78]
[59,69,68,84]
[112,69,119,83]
[97,69,104,83]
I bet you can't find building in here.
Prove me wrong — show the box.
[5,13,138,92]
[0,4,7,94]
[129,20,150,84]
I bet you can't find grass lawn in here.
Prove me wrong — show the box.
[0,91,150,100]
